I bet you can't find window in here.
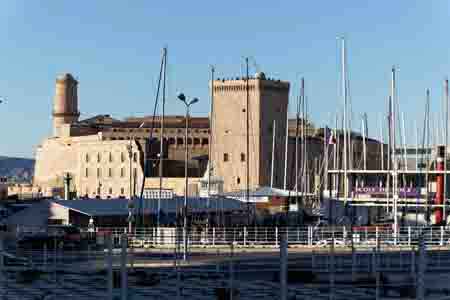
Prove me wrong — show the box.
[177,138,184,145]
[133,152,137,162]
[85,153,90,163]
[85,188,89,195]
[97,153,101,163]
[169,138,176,145]
[121,152,125,162]
[223,153,229,162]
[97,187,101,195]
[187,138,192,145]
[121,188,125,194]
[109,187,112,195]
[193,138,200,145]
[121,168,125,178]
[109,152,113,162]
[201,138,208,145]
[133,168,137,179]
[85,168,89,178]
[241,153,245,162]
[97,168,101,178]
[108,168,112,178]
[237,177,241,184]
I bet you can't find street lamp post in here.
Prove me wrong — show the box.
[127,142,133,233]
[177,93,199,261]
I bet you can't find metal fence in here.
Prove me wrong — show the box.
[81,226,450,249]
[3,232,450,299]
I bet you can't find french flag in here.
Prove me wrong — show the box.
[326,126,336,145]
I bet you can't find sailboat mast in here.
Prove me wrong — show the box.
[207,65,215,225]
[138,48,165,227]
[362,114,367,171]
[426,89,431,225]
[158,47,167,228]
[401,112,407,171]
[245,58,250,223]
[305,96,309,194]
[295,80,302,198]
[445,79,449,222]
[341,38,348,202]
[301,81,306,195]
[391,66,398,233]
[271,120,276,188]
[334,114,338,195]
[379,113,384,171]
[283,111,289,190]
[415,119,419,225]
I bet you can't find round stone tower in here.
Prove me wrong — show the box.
[52,73,80,136]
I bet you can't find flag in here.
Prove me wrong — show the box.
[326,127,336,145]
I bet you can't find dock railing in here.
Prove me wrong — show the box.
[76,226,450,249]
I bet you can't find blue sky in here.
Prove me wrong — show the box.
[0,1,450,158]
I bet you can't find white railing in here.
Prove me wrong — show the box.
[91,226,450,249]
[10,225,450,248]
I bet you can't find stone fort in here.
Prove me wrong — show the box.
[33,72,343,199]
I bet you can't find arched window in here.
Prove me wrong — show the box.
[120,168,125,178]
[97,153,101,163]
[108,168,112,178]
[241,153,245,162]
[85,153,89,163]
[97,168,101,178]
[121,152,125,162]
[109,152,113,162]
[108,187,113,195]
[85,168,89,178]
[133,152,137,162]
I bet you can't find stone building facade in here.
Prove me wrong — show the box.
[33,72,384,199]
[33,73,209,199]
[211,73,290,192]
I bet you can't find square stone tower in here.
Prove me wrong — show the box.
[211,72,290,192]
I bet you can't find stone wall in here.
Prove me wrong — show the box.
[212,77,289,192]
[33,135,145,199]
[143,177,201,196]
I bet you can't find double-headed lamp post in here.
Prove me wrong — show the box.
[177,93,199,261]
[127,142,133,233]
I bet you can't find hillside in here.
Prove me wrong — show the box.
[0,156,35,182]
